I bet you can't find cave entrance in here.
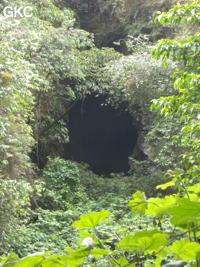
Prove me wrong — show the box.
[64,95,138,175]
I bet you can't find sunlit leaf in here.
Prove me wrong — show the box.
[117,230,169,253]
[128,191,148,214]
[156,180,176,190]
[167,198,200,227]
[146,195,176,217]
[15,252,50,267]
[90,249,110,259]
[165,239,200,261]
[72,210,111,229]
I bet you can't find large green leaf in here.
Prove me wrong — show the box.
[166,198,200,227]
[90,249,110,259]
[146,195,176,217]
[11,252,86,267]
[156,180,176,190]
[38,255,71,267]
[165,239,200,261]
[14,252,50,267]
[65,248,90,267]
[63,247,91,266]
[117,230,169,253]
[72,210,111,229]
[128,191,148,214]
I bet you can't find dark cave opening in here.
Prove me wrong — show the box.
[64,96,139,175]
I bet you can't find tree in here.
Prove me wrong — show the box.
[152,0,200,189]
[0,0,94,176]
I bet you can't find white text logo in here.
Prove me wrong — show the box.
[3,6,33,18]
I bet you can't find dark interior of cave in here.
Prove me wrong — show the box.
[64,95,138,175]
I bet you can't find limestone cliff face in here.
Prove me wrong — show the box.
[62,0,177,46]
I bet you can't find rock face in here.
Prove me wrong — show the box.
[63,0,176,46]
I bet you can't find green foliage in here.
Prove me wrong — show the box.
[164,239,200,261]
[1,197,199,266]
[145,115,183,168]
[0,180,32,255]
[4,1,199,265]
[7,198,132,256]
[117,230,169,253]
[78,162,165,200]
[95,46,179,170]
[156,1,200,25]
[167,198,200,227]
[10,209,81,256]
[40,158,87,209]
[151,0,200,188]
[99,49,174,114]
[42,158,80,189]
[0,37,36,179]
[0,0,175,179]
[1,0,200,266]
[0,0,95,171]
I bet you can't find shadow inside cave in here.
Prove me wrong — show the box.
[64,95,138,175]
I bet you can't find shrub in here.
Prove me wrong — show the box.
[78,162,165,200]
[10,208,81,256]
[0,180,32,255]
[40,158,88,210]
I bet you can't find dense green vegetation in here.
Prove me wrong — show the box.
[0,0,200,266]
